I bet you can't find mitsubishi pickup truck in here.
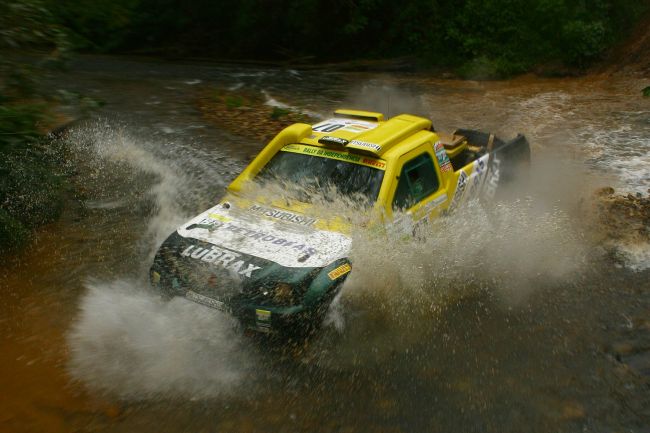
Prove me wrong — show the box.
[150,109,530,335]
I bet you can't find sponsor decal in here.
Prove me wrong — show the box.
[484,156,501,199]
[434,141,453,173]
[471,156,487,189]
[349,140,381,152]
[281,144,386,170]
[256,309,271,322]
[248,204,316,226]
[342,124,371,132]
[255,309,271,332]
[327,263,352,280]
[193,216,318,257]
[476,157,486,173]
[181,244,262,277]
[440,162,453,173]
[431,194,447,207]
[303,146,360,162]
[457,170,469,189]
[416,194,448,223]
[448,170,469,210]
[448,154,490,210]
[318,136,349,146]
[362,158,386,169]
[186,290,228,311]
[312,118,379,134]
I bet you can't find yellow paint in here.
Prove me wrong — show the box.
[225,109,489,230]
[333,109,384,122]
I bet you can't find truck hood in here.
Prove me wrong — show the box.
[176,199,352,268]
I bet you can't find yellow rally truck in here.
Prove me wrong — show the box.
[150,109,530,335]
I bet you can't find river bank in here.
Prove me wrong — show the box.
[0,98,78,254]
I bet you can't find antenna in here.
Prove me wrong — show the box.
[387,93,391,119]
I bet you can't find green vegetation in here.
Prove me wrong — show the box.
[0,1,71,254]
[644,86,650,97]
[270,107,291,120]
[225,96,244,109]
[0,98,68,254]
[42,0,648,77]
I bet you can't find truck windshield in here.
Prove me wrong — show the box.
[256,147,385,205]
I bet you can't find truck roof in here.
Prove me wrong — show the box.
[301,109,433,157]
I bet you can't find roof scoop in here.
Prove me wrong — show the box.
[318,136,349,147]
[333,109,384,122]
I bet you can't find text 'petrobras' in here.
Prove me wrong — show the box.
[196,217,318,257]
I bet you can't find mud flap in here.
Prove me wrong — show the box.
[483,134,530,202]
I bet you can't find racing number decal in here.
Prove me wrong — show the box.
[313,123,345,133]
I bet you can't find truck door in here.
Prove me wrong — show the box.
[388,145,448,233]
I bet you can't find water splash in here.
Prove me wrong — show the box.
[261,90,322,118]
[64,120,243,262]
[238,174,588,336]
[320,198,587,337]
[63,122,258,399]
[61,109,642,398]
[67,279,254,399]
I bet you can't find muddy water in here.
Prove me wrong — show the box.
[1,55,650,432]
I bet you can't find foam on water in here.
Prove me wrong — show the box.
[261,90,322,119]
[580,122,650,194]
[615,244,650,271]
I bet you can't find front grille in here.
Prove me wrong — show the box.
[153,232,320,308]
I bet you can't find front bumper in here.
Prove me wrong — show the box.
[151,270,313,335]
[234,303,321,335]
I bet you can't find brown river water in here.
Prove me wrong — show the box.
[1,55,649,433]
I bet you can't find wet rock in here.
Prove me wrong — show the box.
[103,404,121,419]
[621,351,650,377]
[585,188,650,263]
[376,397,398,413]
[607,310,650,378]
[611,341,637,356]
[633,316,650,331]
[594,186,615,196]
[612,362,633,378]
[196,87,318,143]
[560,401,586,421]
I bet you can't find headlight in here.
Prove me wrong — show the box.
[151,270,161,285]
[272,283,294,304]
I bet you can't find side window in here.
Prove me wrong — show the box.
[392,152,439,210]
